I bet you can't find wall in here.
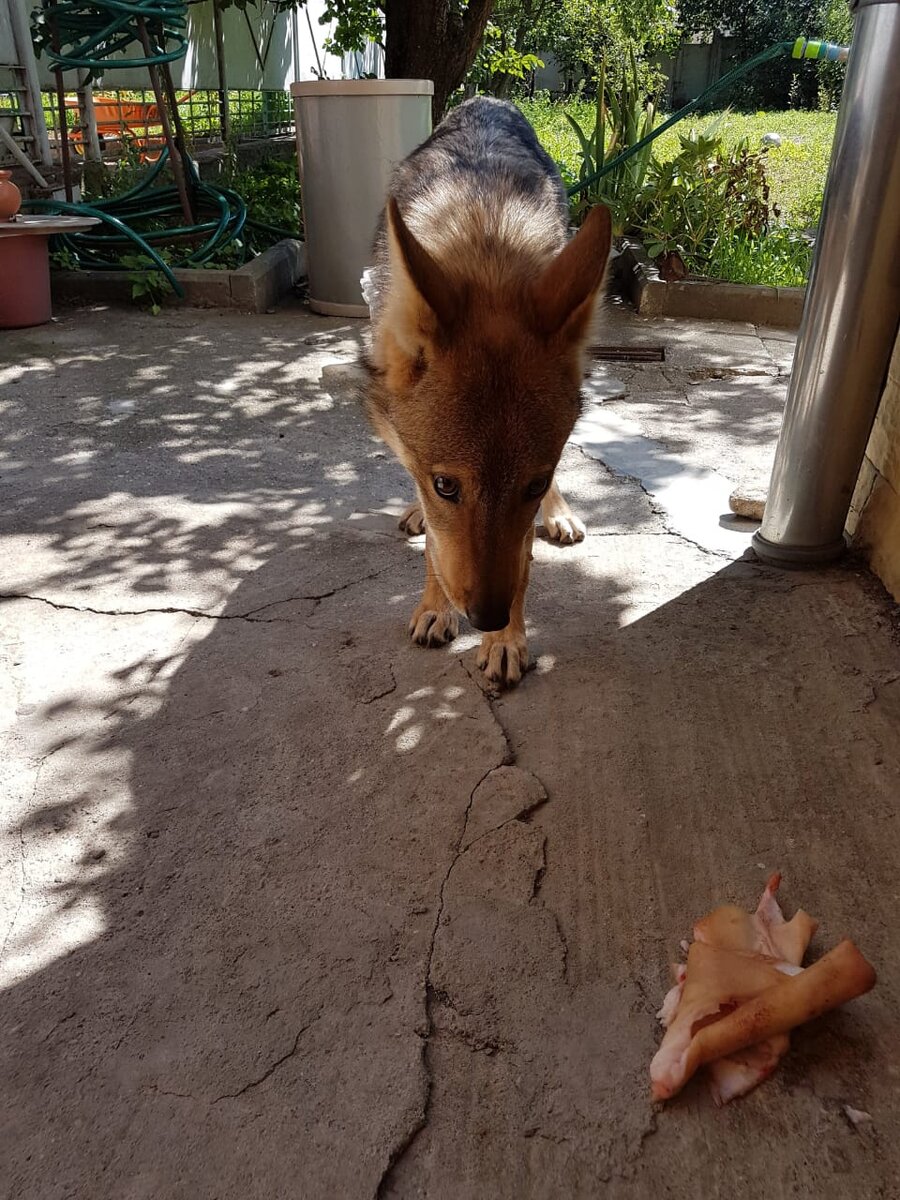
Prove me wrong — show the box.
[849,329,900,601]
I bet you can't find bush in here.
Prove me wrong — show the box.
[634,125,775,272]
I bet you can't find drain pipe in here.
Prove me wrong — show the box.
[752,0,900,566]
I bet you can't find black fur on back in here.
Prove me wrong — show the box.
[366,98,570,320]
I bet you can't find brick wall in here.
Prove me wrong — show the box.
[849,330,900,601]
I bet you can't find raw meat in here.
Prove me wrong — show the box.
[651,875,876,1104]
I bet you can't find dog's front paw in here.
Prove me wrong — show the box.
[476,629,529,688]
[399,503,426,536]
[409,604,459,647]
[544,510,586,544]
[541,487,586,544]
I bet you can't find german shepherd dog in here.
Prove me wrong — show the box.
[364,97,611,688]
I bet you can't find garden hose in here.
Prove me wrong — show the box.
[27,0,299,294]
[567,37,851,198]
[22,148,298,294]
[33,0,188,72]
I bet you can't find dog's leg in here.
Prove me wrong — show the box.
[408,540,459,646]
[541,479,586,545]
[476,530,533,688]
[399,501,425,536]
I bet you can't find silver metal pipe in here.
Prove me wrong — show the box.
[753,0,900,566]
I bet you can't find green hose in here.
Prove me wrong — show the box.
[32,0,188,72]
[23,150,299,293]
[28,0,299,295]
[567,38,844,197]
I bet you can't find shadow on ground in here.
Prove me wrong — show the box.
[1,306,898,1199]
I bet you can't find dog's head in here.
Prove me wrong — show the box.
[371,200,612,631]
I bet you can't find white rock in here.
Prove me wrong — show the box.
[729,485,767,520]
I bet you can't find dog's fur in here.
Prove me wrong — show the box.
[364,97,611,687]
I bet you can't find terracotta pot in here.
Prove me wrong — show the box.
[0,170,21,221]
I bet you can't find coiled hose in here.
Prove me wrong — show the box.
[26,0,297,296]
[24,150,254,296]
[32,0,188,72]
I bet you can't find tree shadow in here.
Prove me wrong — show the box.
[2,305,896,1198]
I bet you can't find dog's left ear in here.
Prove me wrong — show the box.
[530,205,612,343]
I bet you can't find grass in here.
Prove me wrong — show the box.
[705,227,813,287]
[517,96,836,226]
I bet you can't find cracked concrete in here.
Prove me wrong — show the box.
[2,301,900,1199]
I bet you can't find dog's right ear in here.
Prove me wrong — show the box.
[530,204,612,344]
[386,197,463,354]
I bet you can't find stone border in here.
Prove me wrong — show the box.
[613,237,805,328]
[52,238,306,314]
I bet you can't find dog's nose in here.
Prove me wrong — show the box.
[466,605,510,632]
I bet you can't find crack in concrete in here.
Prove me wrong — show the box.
[374,759,490,1197]
[359,663,398,706]
[570,442,735,561]
[861,673,900,711]
[213,1017,320,1102]
[528,835,570,985]
[375,660,525,1196]
[457,658,516,764]
[459,789,549,855]
[0,567,393,624]
[377,662,563,1194]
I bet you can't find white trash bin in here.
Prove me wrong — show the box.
[291,79,434,317]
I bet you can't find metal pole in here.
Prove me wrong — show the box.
[76,72,102,162]
[753,0,900,566]
[52,69,74,202]
[212,0,231,143]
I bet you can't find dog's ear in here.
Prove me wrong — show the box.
[530,205,612,343]
[386,197,463,349]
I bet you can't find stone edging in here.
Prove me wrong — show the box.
[52,239,307,314]
[613,237,805,329]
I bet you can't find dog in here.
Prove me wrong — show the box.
[364,97,611,687]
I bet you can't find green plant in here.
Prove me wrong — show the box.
[564,51,657,231]
[225,156,302,239]
[49,245,79,271]
[705,226,812,286]
[120,251,172,314]
[470,20,544,94]
[634,124,774,271]
[81,138,146,203]
[547,0,677,98]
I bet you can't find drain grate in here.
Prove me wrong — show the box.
[592,345,665,363]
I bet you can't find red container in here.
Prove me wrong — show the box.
[0,232,52,328]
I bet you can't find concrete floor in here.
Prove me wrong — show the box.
[1,299,899,1199]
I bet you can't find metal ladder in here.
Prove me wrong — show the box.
[0,0,52,172]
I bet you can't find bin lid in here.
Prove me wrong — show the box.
[291,79,434,97]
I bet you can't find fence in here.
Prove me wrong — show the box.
[39,87,294,159]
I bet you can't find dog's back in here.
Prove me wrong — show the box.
[368,98,570,329]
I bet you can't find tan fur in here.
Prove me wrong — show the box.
[367,189,611,687]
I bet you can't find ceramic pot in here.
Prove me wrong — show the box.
[0,170,21,221]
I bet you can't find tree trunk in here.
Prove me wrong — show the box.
[384,0,496,122]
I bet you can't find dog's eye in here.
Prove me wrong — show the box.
[433,475,461,501]
[526,476,550,500]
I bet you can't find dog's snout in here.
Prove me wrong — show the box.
[466,605,510,633]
